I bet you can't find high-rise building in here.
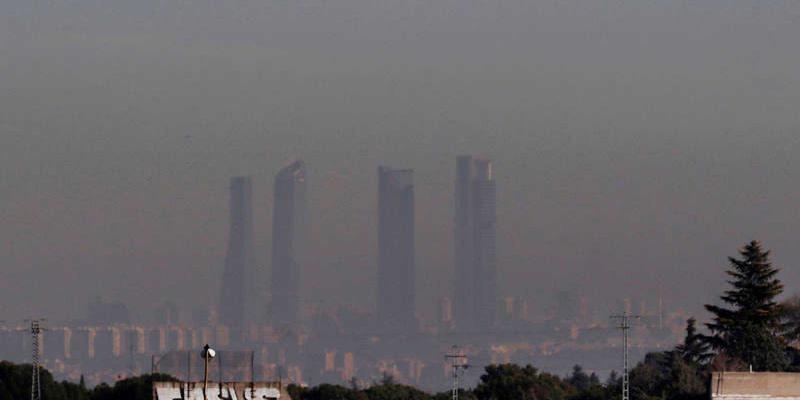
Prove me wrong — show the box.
[220,176,257,328]
[377,166,417,331]
[454,155,497,332]
[270,160,307,326]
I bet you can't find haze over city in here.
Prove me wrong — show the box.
[2,0,800,368]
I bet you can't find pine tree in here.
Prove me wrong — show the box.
[704,240,787,370]
[674,318,711,364]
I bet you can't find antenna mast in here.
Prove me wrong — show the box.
[610,313,640,400]
[445,346,469,400]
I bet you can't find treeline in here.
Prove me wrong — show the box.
[285,350,705,400]
[0,360,652,400]
[288,364,613,400]
[0,361,176,400]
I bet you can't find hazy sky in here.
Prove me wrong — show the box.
[2,0,800,323]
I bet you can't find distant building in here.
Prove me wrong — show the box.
[439,297,454,329]
[155,301,180,326]
[342,352,355,381]
[87,297,131,325]
[220,176,258,328]
[72,328,94,360]
[501,297,529,323]
[454,155,497,332]
[377,166,417,331]
[148,327,167,355]
[44,327,69,360]
[271,161,308,326]
[711,371,800,399]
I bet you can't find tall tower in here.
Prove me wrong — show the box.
[270,160,307,326]
[377,166,417,331]
[219,176,258,328]
[30,320,42,400]
[454,155,497,333]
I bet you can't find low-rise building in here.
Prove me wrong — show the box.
[711,371,800,399]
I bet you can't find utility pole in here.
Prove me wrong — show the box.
[610,313,640,400]
[30,320,44,400]
[445,346,469,400]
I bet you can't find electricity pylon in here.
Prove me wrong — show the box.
[445,346,469,400]
[30,320,44,400]
[610,313,640,400]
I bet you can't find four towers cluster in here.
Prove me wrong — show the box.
[219,156,496,333]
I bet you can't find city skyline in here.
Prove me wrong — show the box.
[4,0,800,346]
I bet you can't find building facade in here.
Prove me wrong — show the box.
[220,176,258,328]
[454,155,497,332]
[270,160,308,326]
[377,166,417,331]
[711,371,800,399]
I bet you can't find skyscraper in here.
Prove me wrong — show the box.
[219,176,257,328]
[270,160,307,326]
[377,166,417,331]
[454,155,497,332]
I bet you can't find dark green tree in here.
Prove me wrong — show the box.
[473,364,574,400]
[674,318,711,364]
[566,365,596,391]
[780,295,800,343]
[0,361,91,400]
[628,352,706,400]
[300,383,365,400]
[364,382,429,400]
[286,383,308,400]
[703,240,788,371]
[89,373,177,400]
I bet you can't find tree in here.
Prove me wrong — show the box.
[628,352,706,400]
[302,383,365,400]
[89,373,177,400]
[473,364,575,400]
[780,295,800,342]
[286,383,308,400]
[674,318,711,365]
[703,240,788,371]
[364,382,429,400]
[566,365,596,391]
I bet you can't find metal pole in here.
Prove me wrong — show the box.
[623,322,628,400]
[202,344,215,400]
[203,353,209,400]
[251,351,256,399]
[218,350,223,397]
[453,366,458,400]
[611,313,640,400]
